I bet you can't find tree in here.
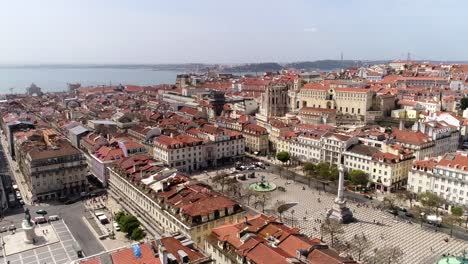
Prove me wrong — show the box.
[328,164,339,183]
[254,193,270,213]
[227,180,242,198]
[461,97,468,110]
[321,219,344,247]
[274,200,287,222]
[212,172,230,193]
[316,162,333,191]
[396,190,415,208]
[119,214,140,237]
[451,206,463,219]
[350,233,372,262]
[419,191,444,216]
[244,188,256,206]
[373,245,404,264]
[114,211,126,223]
[131,227,145,241]
[383,195,397,209]
[276,151,290,165]
[303,162,316,188]
[348,169,369,186]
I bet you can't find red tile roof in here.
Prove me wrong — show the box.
[391,129,432,145]
[111,243,159,264]
[437,153,468,171]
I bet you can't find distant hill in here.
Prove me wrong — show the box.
[284,60,364,71]
[221,63,283,73]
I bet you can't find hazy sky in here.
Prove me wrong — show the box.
[1,0,467,64]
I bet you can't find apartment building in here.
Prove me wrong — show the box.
[412,120,460,158]
[344,144,414,192]
[409,152,468,206]
[241,124,269,155]
[390,129,435,160]
[15,129,88,201]
[89,138,146,187]
[153,126,244,172]
[108,155,245,248]
[154,134,205,172]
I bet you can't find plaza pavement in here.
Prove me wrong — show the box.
[2,220,80,264]
[235,172,468,264]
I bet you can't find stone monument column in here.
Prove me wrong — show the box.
[327,163,354,223]
[22,208,37,244]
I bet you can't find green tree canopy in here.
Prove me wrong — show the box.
[119,214,140,236]
[348,169,369,186]
[130,227,145,241]
[419,191,444,215]
[303,162,316,173]
[315,162,331,179]
[276,151,290,164]
[451,206,464,217]
[114,211,126,223]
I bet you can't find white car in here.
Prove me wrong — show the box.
[48,215,60,221]
[113,221,120,231]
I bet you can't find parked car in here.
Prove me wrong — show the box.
[8,225,16,231]
[426,215,442,226]
[0,226,7,233]
[34,216,47,224]
[113,221,120,231]
[405,211,414,218]
[48,215,60,221]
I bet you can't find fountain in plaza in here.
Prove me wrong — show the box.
[22,208,37,244]
[249,175,277,192]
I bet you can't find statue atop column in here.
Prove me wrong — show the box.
[24,208,32,226]
[22,208,37,244]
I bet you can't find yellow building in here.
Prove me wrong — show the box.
[300,83,373,117]
[242,124,269,155]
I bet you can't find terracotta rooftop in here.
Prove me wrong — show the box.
[437,153,468,171]
[391,129,433,145]
[209,214,356,264]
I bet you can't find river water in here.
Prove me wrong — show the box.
[0,67,181,94]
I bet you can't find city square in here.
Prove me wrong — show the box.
[198,169,468,264]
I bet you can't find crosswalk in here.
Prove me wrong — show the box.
[246,172,468,264]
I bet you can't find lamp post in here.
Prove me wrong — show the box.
[320,223,324,241]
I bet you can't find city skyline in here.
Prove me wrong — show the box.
[1,0,467,64]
